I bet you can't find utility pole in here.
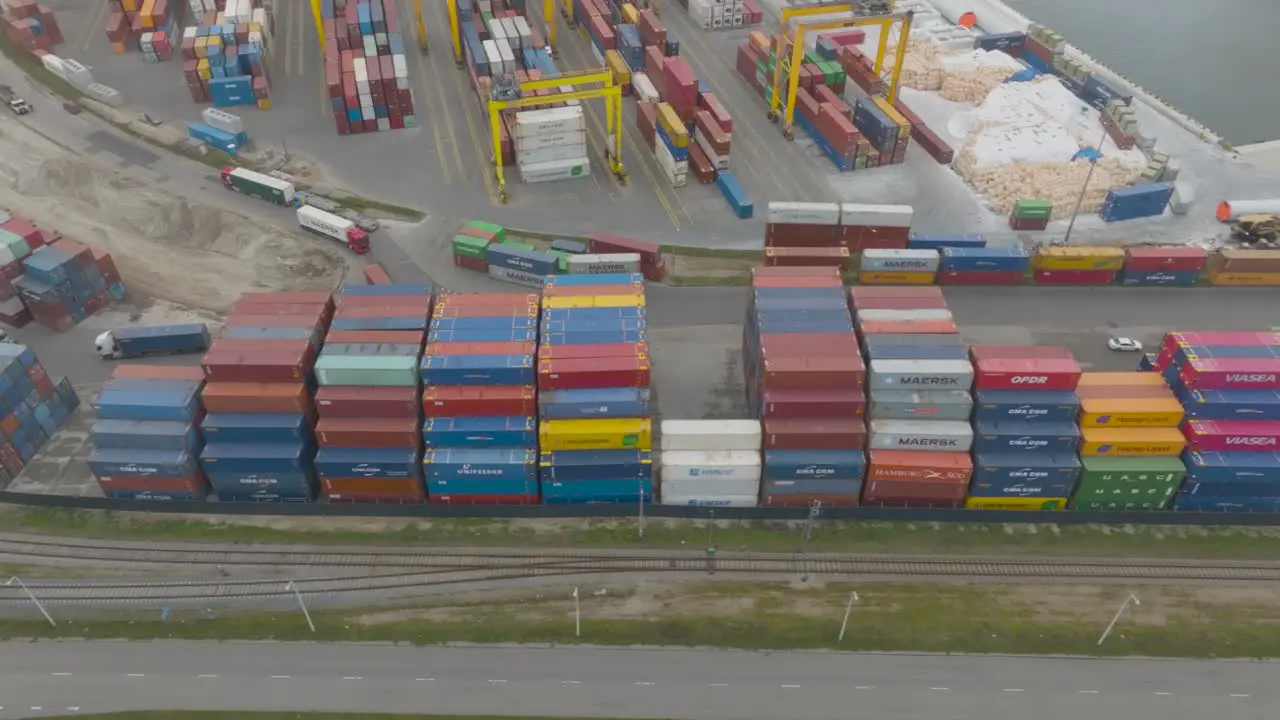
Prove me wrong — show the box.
[7,577,55,627]
[285,581,316,633]
[637,478,645,539]
[1062,127,1109,245]
[573,586,581,638]
[838,590,859,643]
[1097,593,1140,646]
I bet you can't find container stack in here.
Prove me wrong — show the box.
[0,344,74,486]
[1119,246,1207,287]
[1155,331,1280,512]
[539,275,654,504]
[1008,198,1051,231]
[852,96,912,167]
[967,346,1083,511]
[321,0,416,134]
[312,284,432,503]
[659,420,761,506]
[422,292,541,505]
[1205,249,1280,287]
[858,248,939,285]
[1031,246,1124,286]
[199,292,332,502]
[181,3,274,108]
[515,107,591,185]
[3,0,63,53]
[839,204,912,255]
[745,266,866,508]
[450,221,505,273]
[1071,370,1186,510]
[856,287,973,508]
[15,237,121,332]
[937,247,1030,286]
[655,102,690,188]
[89,365,206,501]
[762,202,848,273]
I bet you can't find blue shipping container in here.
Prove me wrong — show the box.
[541,307,646,322]
[200,442,313,474]
[538,387,652,420]
[88,448,198,478]
[973,421,1081,454]
[1183,451,1280,483]
[907,234,986,250]
[422,416,537,448]
[202,414,310,445]
[339,282,434,297]
[715,171,754,219]
[431,317,538,331]
[550,239,588,254]
[112,323,210,355]
[486,245,559,275]
[1171,495,1280,513]
[215,488,316,503]
[540,319,645,334]
[539,450,654,482]
[763,450,865,481]
[206,470,315,494]
[752,296,849,312]
[424,448,538,482]
[970,453,1082,497]
[938,247,1031,272]
[1100,182,1175,223]
[1179,389,1280,421]
[544,273,643,287]
[1119,270,1199,287]
[752,287,846,301]
[853,98,896,151]
[428,328,538,344]
[975,31,1026,52]
[95,387,202,423]
[105,489,208,502]
[314,447,421,479]
[542,479,653,504]
[91,419,201,453]
[1181,480,1280,498]
[541,330,647,345]
[331,316,429,332]
[973,391,1080,423]
[419,354,534,386]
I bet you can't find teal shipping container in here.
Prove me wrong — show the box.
[314,355,419,386]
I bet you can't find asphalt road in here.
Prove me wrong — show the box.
[0,641,1274,719]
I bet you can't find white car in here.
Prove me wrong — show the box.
[1108,337,1143,352]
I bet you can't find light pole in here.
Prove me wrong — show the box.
[1062,128,1110,246]
[1097,593,1140,646]
[7,577,55,627]
[285,581,316,633]
[838,590,859,642]
[638,478,645,540]
[573,586,581,638]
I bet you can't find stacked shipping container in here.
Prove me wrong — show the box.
[314,284,432,503]
[423,292,541,504]
[539,275,653,504]
[3,0,62,53]
[15,236,123,332]
[1073,371,1186,510]
[856,287,972,507]
[321,0,416,134]
[968,345,1082,511]
[746,266,866,508]
[659,420,761,506]
[859,248,938,285]
[90,364,206,500]
[199,292,332,502]
[1031,246,1124,286]
[1120,246,1207,287]
[937,247,1030,286]
[181,2,274,108]
[1205,250,1280,287]
[0,345,75,487]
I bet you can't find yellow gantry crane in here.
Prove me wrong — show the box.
[768,3,913,140]
[487,69,628,203]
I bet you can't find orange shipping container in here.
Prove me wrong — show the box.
[1074,385,1177,401]
[857,319,958,335]
[1076,372,1169,387]
[201,382,312,415]
[865,450,973,482]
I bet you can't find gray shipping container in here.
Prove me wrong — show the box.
[856,309,954,323]
[866,345,969,361]
[862,333,966,348]
[868,420,974,452]
[763,478,863,496]
[869,390,973,421]
[860,249,940,272]
[868,359,974,391]
[488,264,546,288]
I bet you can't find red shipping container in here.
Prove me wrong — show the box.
[314,386,421,418]
[848,295,949,311]
[764,246,849,267]
[812,84,847,112]
[427,341,537,357]
[850,286,944,300]
[428,493,540,505]
[0,442,21,476]
[238,291,334,308]
[436,292,540,308]
[764,418,867,450]
[201,382,311,414]
[1032,269,1117,285]
[538,356,651,391]
[970,345,1074,362]
[973,358,1083,391]
[1178,358,1280,390]
[112,365,206,381]
[432,304,538,318]
[751,276,843,288]
[688,141,717,184]
[422,385,537,417]
[936,269,1024,285]
[229,303,327,324]
[1182,420,1280,451]
[765,221,839,248]
[325,330,424,344]
[362,263,393,284]
[1124,246,1208,272]
[816,104,859,154]
[866,450,973,482]
[335,304,430,319]
[588,232,663,268]
[760,387,866,418]
[226,314,323,329]
[97,474,208,494]
[638,9,666,46]
[757,333,861,359]
[1010,216,1049,231]
[857,319,957,335]
[316,417,420,448]
[201,347,312,383]
[207,338,315,360]
[752,265,842,280]
[537,342,649,360]
[697,92,733,135]
[763,493,861,508]
[662,56,698,111]
[762,356,865,390]
[541,285,644,298]
[322,477,425,502]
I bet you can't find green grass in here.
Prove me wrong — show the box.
[7,581,1278,658]
[10,508,1280,560]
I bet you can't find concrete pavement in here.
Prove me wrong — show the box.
[0,641,1273,719]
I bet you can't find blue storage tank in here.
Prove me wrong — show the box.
[715,171,754,219]
[969,453,1082,497]
[1171,495,1280,513]
[200,442,313,474]
[541,329,647,345]
[544,273,643,287]
[938,247,1031,272]
[973,421,1080,454]
[91,420,201,453]
[428,328,538,343]
[314,447,421,479]
[763,450,865,481]
[422,416,537,448]
[202,414,310,445]
[539,450,654,482]
[485,244,558,275]
[419,354,534,386]
[1119,270,1199,287]
[1179,389,1280,421]
[542,479,653,503]
[96,386,202,423]
[907,234,986,250]
[538,388,652,420]
[973,391,1079,423]
[865,345,969,361]
[431,317,537,332]
[339,282,434,297]
[1182,451,1280,483]
[89,448,199,478]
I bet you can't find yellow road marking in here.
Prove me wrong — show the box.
[435,1,500,205]
[411,1,453,185]
[416,0,467,183]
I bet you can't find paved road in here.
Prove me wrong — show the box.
[0,641,1274,719]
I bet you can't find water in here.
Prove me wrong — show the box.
[1006,0,1280,145]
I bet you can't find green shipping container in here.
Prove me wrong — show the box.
[464,220,505,243]
[1013,198,1053,220]
[1069,456,1185,511]
[452,235,489,260]
[0,230,30,260]
[546,249,570,273]
[314,355,419,387]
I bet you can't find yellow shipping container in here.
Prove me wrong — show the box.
[140,0,157,27]
[871,97,912,131]
[605,50,631,85]
[749,31,771,53]
[1079,398,1184,428]
[1079,428,1186,456]
[858,271,936,285]
[620,3,639,23]
[197,59,212,81]
[1033,246,1125,271]
[656,104,689,148]
[1076,372,1167,387]
[541,294,645,309]
[257,98,272,111]
[965,497,1067,511]
[1207,272,1280,286]
[540,419,652,451]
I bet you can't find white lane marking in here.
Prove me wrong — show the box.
[562,680,582,685]
[1078,690,1099,694]
[931,687,950,691]
[1003,688,1024,693]
[781,684,802,688]
[635,681,654,686]
[709,683,729,687]
[855,686,874,690]
[416,678,435,682]
[198,674,218,678]
[488,679,507,684]
[1155,692,1172,696]
[66,708,80,712]
[127,674,145,678]
[271,675,291,679]
[343,676,364,681]
[51,672,72,676]
[30,708,42,712]
[1231,694,1251,698]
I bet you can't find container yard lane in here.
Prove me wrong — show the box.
[0,642,1274,719]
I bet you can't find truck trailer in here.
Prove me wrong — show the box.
[220,167,296,206]
[95,323,211,360]
[297,205,371,254]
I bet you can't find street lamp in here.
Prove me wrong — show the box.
[1062,128,1110,246]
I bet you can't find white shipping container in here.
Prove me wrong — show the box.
[857,309,953,323]
[482,40,502,75]
[60,58,93,88]
[860,248,941,272]
[501,18,520,49]
[766,201,842,225]
[488,265,547,288]
[498,42,516,74]
[661,477,761,498]
[659,494,759,508]
[566,253,643,275]
[85,83,123,107]
[393,54,408,79]
[868,359,973,391]
[353,58,368,82]
[655,139,689,187]
[513,107,587,136]
[695,128,731,170]
[517,143,590,166]
[840,203,914,228]
[514,127,588,152]
[660,450,761,479]
[868,419,974,452]
[633,73,659,103]
[513,16,533,45]
[490,21,508,45]
[518,156,591,184]
[40,53,66,79]
[660,419,762,451]
[201,108,245,136]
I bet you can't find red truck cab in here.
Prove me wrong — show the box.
[219,167,235,188]
[346,228,371,255]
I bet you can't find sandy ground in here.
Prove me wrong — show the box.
[0,116,347,312]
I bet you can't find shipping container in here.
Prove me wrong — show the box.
[91,419,202,453]
[1079,398,1183,427]
[859,249,940,273]
[659,419,761,451]
[867,359,973,391]
[936,269,1026,285]
[314,447,422,480]
[314,386,420,418]
[1180,389,1280,421]
[868,389,972,421]
[964,497,1067,511]
[201,382,310,415]
[867,420,973,452]
[321,477,426,503]
[315,417,420,448]
[972,421,1081,454]
[1183,450,1280,483]
[857,309,953,323]
[89,448,199,478]
[543,479,654,504]
[1071,456,1186,510]
[865,345,969,361]
[539,449,654,482]
[1076,385,1176,401]
[969,345,1075,362]
[423,448,538,482]
[1078,427,1187,456]
[539,418,652,451]
[1182,420,1280,452]
[538,387,652,420]
[763,449,864,481]
[202,414,309,445]
[315,355,420,387]
[846,295,950,311]
[857,319,957,335]
[937,247,1029,272]
[973,390,1080,423]
[970,453,1082,495]
[1033,246,1125,270]
[1178,358,1280,390]
[422,385,537,417]
[660,450,762,489]
[973,357,1082,391]
[110,365,206,381]
[862,333,965,348]
[201,344,313,383]
[537,356,650,391]
[420,354,535,386]
[763,418,867,450]
[865,450,974,482]
[96,385,201,423]
[422,416,537,448]
[1077,371,1170,387]
[759,387,867,419]
[1171,495,1280,512]
[658,494,759,507]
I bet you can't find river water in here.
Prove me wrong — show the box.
[1005,0,1279,145]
